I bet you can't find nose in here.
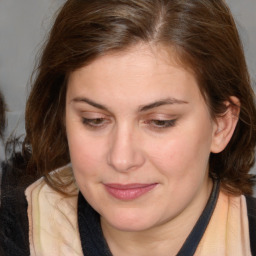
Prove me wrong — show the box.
[107,126,145,172]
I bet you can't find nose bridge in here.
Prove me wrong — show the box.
[107,122,144,172]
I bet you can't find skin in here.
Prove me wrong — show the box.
[65,44,236,256]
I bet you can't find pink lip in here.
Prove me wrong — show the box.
[104,183,157,200]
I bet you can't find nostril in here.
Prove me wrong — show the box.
[107,144,145,172]
[107,150,137,172]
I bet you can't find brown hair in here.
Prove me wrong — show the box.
[25,0,256,195]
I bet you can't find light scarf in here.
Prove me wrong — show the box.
[195,189,251,255]
[25,166,251,256]
[26,167,82,256]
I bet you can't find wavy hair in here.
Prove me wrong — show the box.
[24,0,256,195]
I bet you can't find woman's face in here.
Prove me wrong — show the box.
[65,44,217,232]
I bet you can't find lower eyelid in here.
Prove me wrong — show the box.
[159,119,176,125]
[147,119,177,128]
[82,118,104,125]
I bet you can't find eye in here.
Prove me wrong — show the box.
[82,117,108,128]
[145,119,177,129]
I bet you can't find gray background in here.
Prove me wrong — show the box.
[0,0,255,193]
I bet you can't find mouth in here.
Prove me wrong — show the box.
[104,183,158,200]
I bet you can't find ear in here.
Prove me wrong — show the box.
[211,96,240,153]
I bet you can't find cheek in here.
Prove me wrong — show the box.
[145,126,212,178]
[146,138,191,177]
[66,123,105,180]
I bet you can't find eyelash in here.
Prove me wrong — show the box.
[144,119,177,129]
[82,118,177,130]
[82,118,108,128]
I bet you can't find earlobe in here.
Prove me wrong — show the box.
[211,96,240,153]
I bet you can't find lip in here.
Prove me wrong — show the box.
[104,183,158,200]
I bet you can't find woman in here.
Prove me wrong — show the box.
[1,0,256,255]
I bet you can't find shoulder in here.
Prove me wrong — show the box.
[26,165,82,255]
[0,157,36,256]
[0,162,78,255]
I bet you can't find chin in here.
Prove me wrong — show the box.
[101,210,159,232]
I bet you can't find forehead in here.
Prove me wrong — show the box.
[67,43,204,108]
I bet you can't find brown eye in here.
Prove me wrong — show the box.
[82,118,107,127]
[147,119,177,129]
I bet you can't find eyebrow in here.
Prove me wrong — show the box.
[72,97,109,111]
[138,98,188,112]
[72,97,188,112]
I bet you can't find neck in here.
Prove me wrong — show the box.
[101,178,213,256]
[101,220,187,256]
